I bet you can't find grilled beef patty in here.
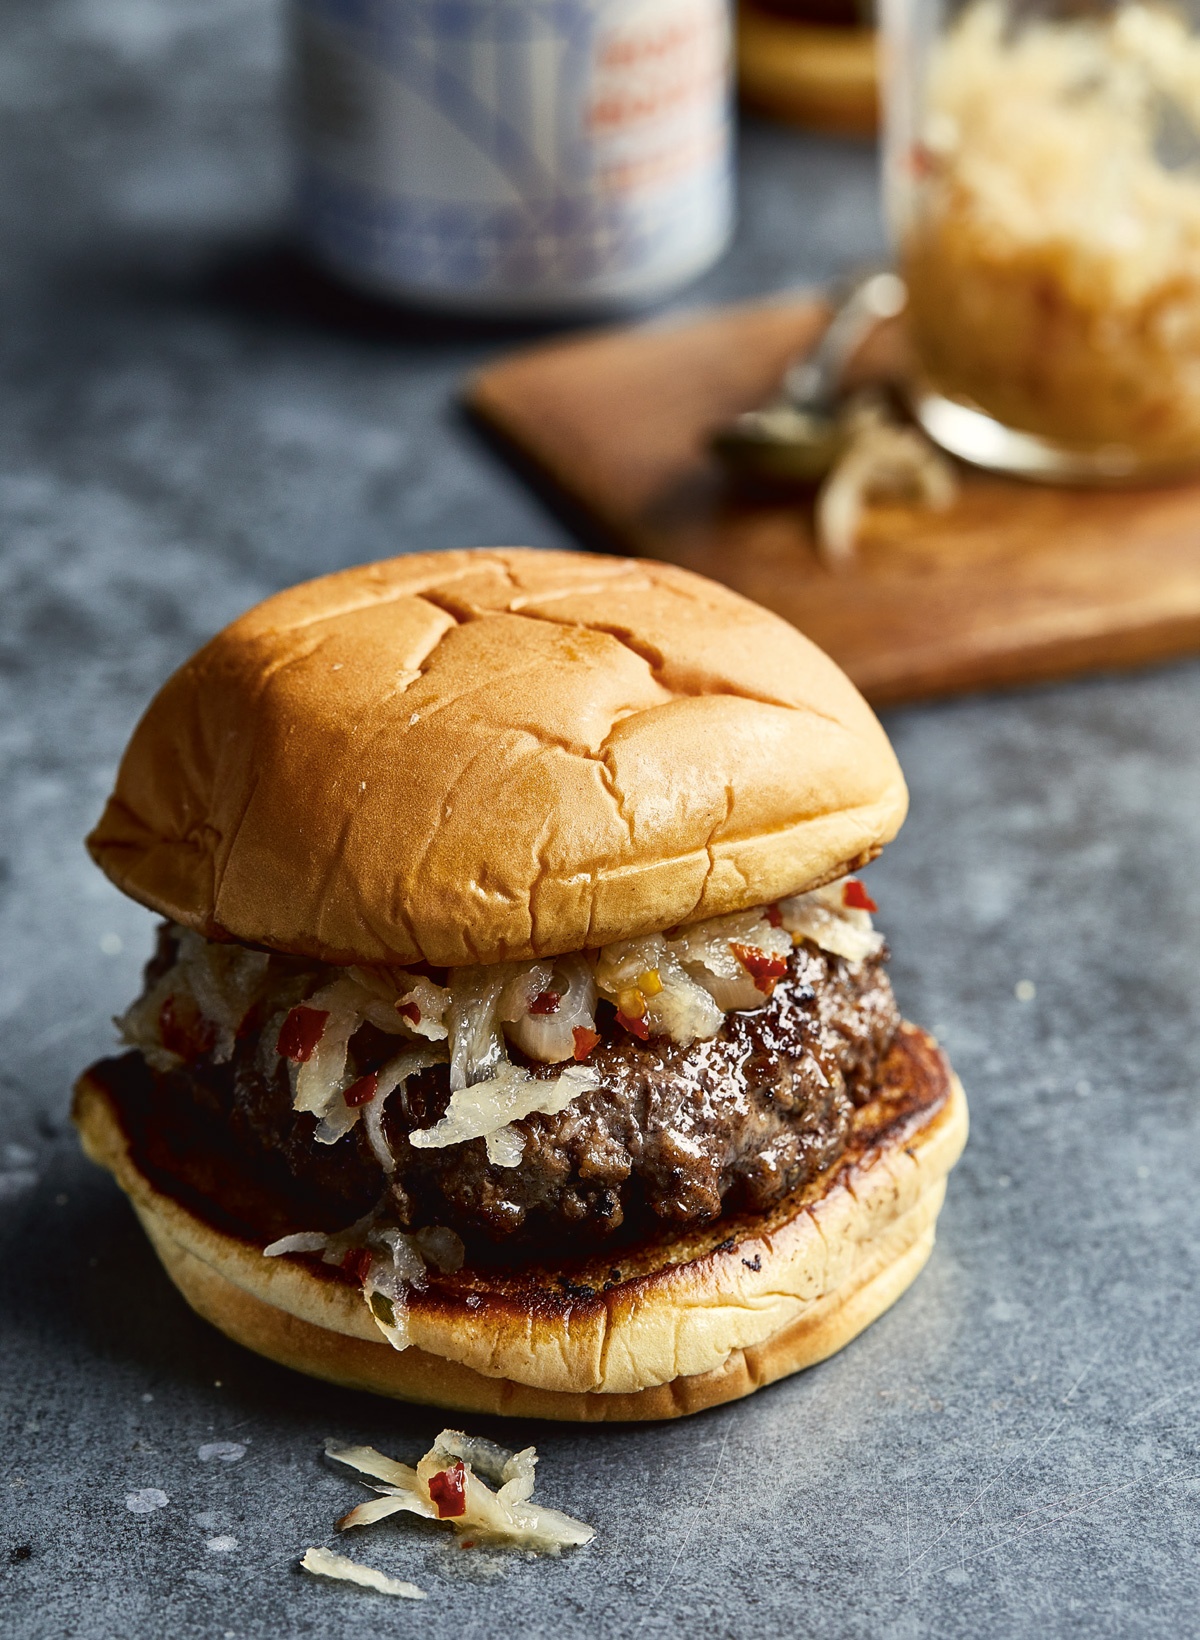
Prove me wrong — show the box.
[114,941,900,1258]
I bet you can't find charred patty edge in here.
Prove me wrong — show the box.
[77,1022,954,1307]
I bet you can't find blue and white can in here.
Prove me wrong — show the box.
[292,0,734,312]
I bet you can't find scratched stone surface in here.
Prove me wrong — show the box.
[3,2,1200,1636]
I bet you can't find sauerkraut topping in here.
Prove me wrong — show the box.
[299,1546,425,1599]
[406,1063,602,1166]
[119,878,882,1169]
[326,1430,594,1554]
[814,390,958,570]
[778,880,885,964]
[264,1209,466,1350]
[902,0,1200,467]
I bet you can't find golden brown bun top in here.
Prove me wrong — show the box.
[87,548,908,967]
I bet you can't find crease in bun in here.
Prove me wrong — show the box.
[87,548,908,968]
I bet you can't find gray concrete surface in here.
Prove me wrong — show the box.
[3,1,1199,1635]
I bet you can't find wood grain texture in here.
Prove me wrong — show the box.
[468,296,1200,704]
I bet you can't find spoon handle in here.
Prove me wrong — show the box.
[783,270,907,413]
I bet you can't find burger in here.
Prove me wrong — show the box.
[74,547,966,1421]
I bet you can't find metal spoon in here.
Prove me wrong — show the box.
[712,270,908,484]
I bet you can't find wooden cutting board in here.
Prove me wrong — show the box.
[467,295,1200,705]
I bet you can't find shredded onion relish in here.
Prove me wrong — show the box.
[118,877,883,1155]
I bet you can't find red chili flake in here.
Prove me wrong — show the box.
[343,1071,379,1108]
[340,1247,373,1285]
[397,1001,421,1025]
[158,996,216,1062]
[572,1026,601,1061]
[615,1011,650,1041]
[277,1005,329,1063]
[427,1462,468,1519]
[842,879,878,913]
[731,943,789,994]
[765,904,783,928]
[530,990,561,1015]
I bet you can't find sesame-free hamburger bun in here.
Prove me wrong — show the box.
[86,548,908,969]
[76,548,963,1420]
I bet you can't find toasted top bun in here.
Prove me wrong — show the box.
[87,548,907,967]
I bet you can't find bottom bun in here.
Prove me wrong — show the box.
[73,1022,966,1422]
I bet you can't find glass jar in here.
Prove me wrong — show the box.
[292,0,733,316]
[881,0,1200,482]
